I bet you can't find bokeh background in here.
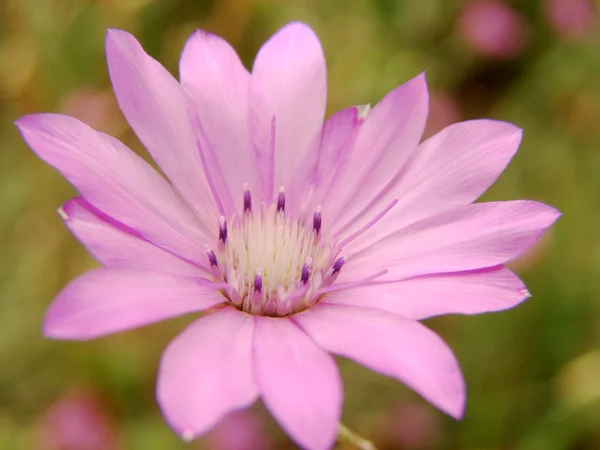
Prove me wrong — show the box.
[1,0,599,448]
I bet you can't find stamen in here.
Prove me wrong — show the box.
[313,207,322,235]
[331,256,346,275]
[205,246,218,267]
[301,257,312,284]
[214,194,345,317]
[243,185,252,214]
[335,199,398,250]
[276,187,286,213]
[254,269,263,293]
[218,216,227,243]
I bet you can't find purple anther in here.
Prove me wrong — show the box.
[243,189,252,214]
[301,257,312,284]
[301,265,310,284]
[254,273,263,293]
[206,249,218,267]
[313,211,322,235]
[277,189,285,213]
[331,257,345,275]
[218,216,227,243]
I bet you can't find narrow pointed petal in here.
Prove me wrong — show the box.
[180,30,261,213]
[323,266,529,320]
[16,114,210,264]
[105,29,218,222]
[157,307,258,441]
[61,198,203,277]
[43,269,222,340]
[295,304,465,418]
[326,74,429,232]
[253,317,341,450]
[345,200,560,281]
[288,106,360,215]
[343,120,524,248]
[399,119,522,212]
[250,22,327,198]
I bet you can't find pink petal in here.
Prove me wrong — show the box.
[180,30,261,214]
[253,316,341,450]
[250,22,327,200]
[345,200,560,281]
[326,74,429,234]
[295,304,466,418]
[61,198,203,277]
[15,114,209,264]
[44,269,222,340]
[105,29,218,223]
[157,307,258,441]
[323,266,529,320]
[343,119,523,249]
[288,106,360,216]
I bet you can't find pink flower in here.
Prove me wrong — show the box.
[36,390,119,450]
[16,22,559,450]
[386,402,443,448]
[543,0,596,40]
[59,87,124,135]
[424,91,462,138]
[458,0,528,59]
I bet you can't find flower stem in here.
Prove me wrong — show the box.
[337,423,378,450]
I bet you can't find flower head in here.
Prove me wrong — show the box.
[37,390,119,450]
[543,0,596,40]
[16,22,560,450]
[458,0,528,59]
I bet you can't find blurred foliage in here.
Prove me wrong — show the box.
[1,0,599,449]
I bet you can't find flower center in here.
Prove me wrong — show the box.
[205,188,345,317]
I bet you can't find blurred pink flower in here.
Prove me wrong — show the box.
[17,22,559,450]
[387,402,443,448]
[543,0,596,40]
[458,0,528,59]
[59,87,125,135]
[204,410,273,450]
[424,91,462,138]
[36,390,118,450]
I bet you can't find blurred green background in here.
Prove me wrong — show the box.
[1,0,599,449]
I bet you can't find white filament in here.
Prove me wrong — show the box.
[219,204,331,314]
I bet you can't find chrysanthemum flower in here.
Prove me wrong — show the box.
[16,22,559,450]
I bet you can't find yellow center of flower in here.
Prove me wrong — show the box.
[205,188,345,317]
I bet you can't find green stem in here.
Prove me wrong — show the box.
[337,423,378,450]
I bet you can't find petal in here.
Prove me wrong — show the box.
[61,198,203,277]
[323,266,529,320]
[157,307,258,441]
[343,120,523,248]
[15,114,210,264]
[253,316,341,450]
[399,119,522,213]
[105,29,218,222]
[250,22,327,200]
[180,30,261,214]
[44,269,222,340]
[326,74,429,234]
[345,200,561,281]
[288,106,360,216]
[295,303,465,418]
